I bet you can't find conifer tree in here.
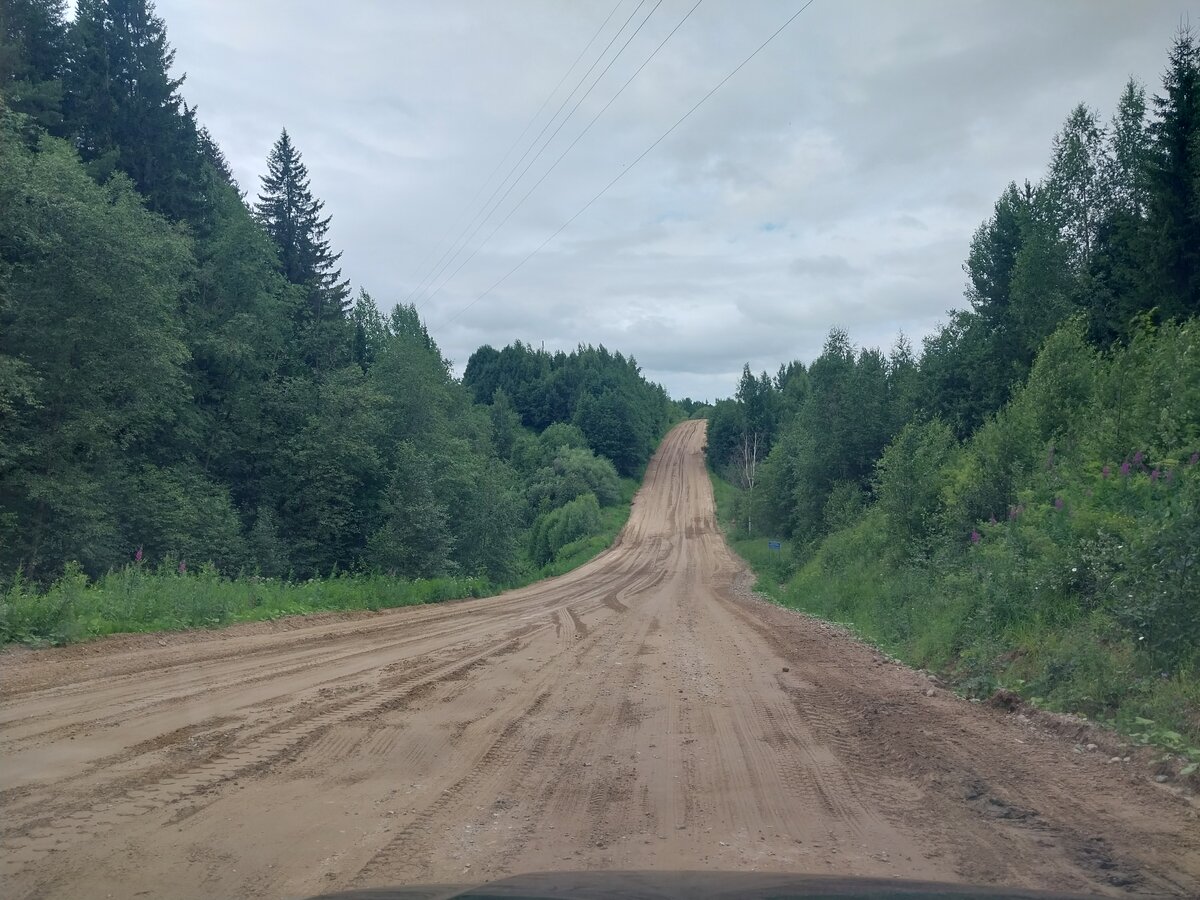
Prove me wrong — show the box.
[0,0,68,132]
[1146,26,1200,318]
[64,0,202,220]
[254,128,350,322]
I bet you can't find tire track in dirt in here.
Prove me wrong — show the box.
[2,420,1198,899]
[0,625,551,874]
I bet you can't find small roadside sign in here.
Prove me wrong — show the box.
[768,540,781,551]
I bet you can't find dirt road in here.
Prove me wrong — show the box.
[2,420,1198,898]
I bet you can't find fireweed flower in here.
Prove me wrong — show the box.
[1190,452,1199,466]
[134,547,143,563]
[178,560,187,574]
[1151,469,1160,483]
[1054,497,1064,510]
[1133,450,1145,467]
[970,530,981,544]
[1119,461,1131,477]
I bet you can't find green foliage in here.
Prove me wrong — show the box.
[708,30,1200,748]
[528,492,603,567]
[65,0,205,220]
[0,114,191,577]
[534,477,638,578]
[874,420,959,552]
[463,342,671,476]
[539,421,590,455]
[0,0,675,608]
[527,446,621,514]
[716,319,1200,746]
[0,0,68,133]
[368,441,453,578]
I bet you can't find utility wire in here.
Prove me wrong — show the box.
[411,0,654,308]
[418,0,704,311]
[441,0,818,328]
[415,0,666,311]
[399,1,624,306]
[400,0,625,306]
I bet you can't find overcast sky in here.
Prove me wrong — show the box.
[155,0,1194,401]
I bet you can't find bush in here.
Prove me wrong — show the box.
[526,447,621,514]
[529,492,603,566]
[874,419,958,553]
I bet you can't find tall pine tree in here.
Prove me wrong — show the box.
[1146,25,1200,319]
[0,0,68,133]
[254,129,350,325]
[63,0,203,220]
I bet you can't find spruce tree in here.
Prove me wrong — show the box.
[0,0,68,132]
[63,0,203,220]
[254,128,350,322]
[1089,79,1153,345]
[1146,25,1200,319]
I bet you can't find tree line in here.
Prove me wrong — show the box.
[708,28,1200,733]
[710,27,1199,542]
[463,342,672,477]
[0,0,673,585]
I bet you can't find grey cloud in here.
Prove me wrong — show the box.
[789,254,858,278]
[156,0,1196,400]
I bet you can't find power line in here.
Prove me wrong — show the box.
[398,0,625,307]
[415,0,662,311]
[417,0,705,311]
[440,0,819,328]
[410,0,655,308]
[400,0,625,307]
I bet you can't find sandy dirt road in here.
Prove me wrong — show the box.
[2,420,1198,898]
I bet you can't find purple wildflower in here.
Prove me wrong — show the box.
[1119,461,1131,477]
[1150,469,1160,483]
[1133,450,1145,468]
[134,546,143,563]
[178,560,187,575]
[1101,465,1111,479]
[1190,452,1199,466]
[1054,497,1064,510]
[970,530,981,544]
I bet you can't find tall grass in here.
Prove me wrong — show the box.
[0,563,494,645]
[1,479,643,647]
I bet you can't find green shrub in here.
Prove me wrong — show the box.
[529,492,603,566]
[874,419,959,553]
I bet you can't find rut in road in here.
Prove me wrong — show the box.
[2,419,1198,898]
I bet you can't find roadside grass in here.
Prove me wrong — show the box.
[0,565,491,646]
[1,478,645,648]
[708,470,1200,767]
[708,476,797,592]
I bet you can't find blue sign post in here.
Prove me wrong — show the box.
[767,540,781,552]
